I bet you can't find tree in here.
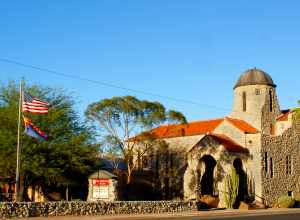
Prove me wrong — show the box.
[295,100,300,119]
[155,141,187,200]
[0,81,100,201]
[85,96,186,185]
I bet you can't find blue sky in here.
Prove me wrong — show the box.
[1,0,300,121]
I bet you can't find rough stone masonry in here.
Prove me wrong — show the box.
[0,201,198,218]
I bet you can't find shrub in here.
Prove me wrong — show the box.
[224,167,239,209]
[277,196,295,208]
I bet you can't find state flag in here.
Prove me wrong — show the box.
[23,117,48,141]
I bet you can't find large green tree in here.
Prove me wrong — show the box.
[85,96,186,185]
[0,81,100,201]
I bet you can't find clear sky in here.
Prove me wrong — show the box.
[1,0,300,121]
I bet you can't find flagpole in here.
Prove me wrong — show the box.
[15,78,23,202]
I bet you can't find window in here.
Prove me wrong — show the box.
[170,153,174,169]
[288,191,293,197]
[142,155,153,170]
[137,150,141,170]
[165,150,169,175]
[155,151,160,177]
[270,157,273,178]
[264,152,268,174]
[286,155,292,175]
[269,90,273,112]
[255,88,261,95]
[242,92,247,112]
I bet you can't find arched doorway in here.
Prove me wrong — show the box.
[233,158,248,202]
[200,155,217,195]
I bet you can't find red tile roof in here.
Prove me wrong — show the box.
[225,117,259,134]
[130,118,251,154]
[148,117,259,139]
[277,110,293,121]
[149,118,224,139]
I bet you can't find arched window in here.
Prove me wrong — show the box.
[242,92,247,112]
[270,157,274,178]
[264,152,268,175]
[269,90,273,112]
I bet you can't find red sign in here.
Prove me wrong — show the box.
[92,179,109,186]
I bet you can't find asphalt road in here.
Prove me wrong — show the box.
[142,213,300,220]
[26,210,300,220]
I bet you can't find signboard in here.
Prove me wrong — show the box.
[92,179,109,186]
[92,179,109,199]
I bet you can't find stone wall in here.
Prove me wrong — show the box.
[0,201,198,218]
[261,122,300,206]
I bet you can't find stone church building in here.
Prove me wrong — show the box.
[139,68,300,207]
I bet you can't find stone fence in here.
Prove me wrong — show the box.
[0,201,198,218]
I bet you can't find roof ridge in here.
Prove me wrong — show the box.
[225,116,244,121]
[155,117,224,128]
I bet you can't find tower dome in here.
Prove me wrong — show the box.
[234,68,276,89]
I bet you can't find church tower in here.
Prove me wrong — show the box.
[230,68,281,134]
[229,68,281,202]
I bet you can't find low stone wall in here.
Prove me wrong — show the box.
[0,201,198,218]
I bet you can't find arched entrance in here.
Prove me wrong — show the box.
[200,155,217,195]
[233,158,248,202]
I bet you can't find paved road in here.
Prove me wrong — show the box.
[26,210,300,220]
[141,213,300,220]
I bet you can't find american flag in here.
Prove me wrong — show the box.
[22,92,49,114]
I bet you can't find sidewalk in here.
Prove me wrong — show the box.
[25,208,300,220]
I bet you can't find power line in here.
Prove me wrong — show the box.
[0,57,231,112]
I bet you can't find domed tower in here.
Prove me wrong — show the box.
[230,68,280,134]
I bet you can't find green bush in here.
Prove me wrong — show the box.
[277,196,295,208]
[224,167,239,209]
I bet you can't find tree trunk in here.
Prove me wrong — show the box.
[127,168,132,185]
[16,175,27,202]
[124,168,132,200]
[66,186,69,201]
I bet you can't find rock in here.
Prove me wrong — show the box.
[198,195,220,208]
[239,202,250,210]
[272,201,279,208]
[253,201,267,209]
